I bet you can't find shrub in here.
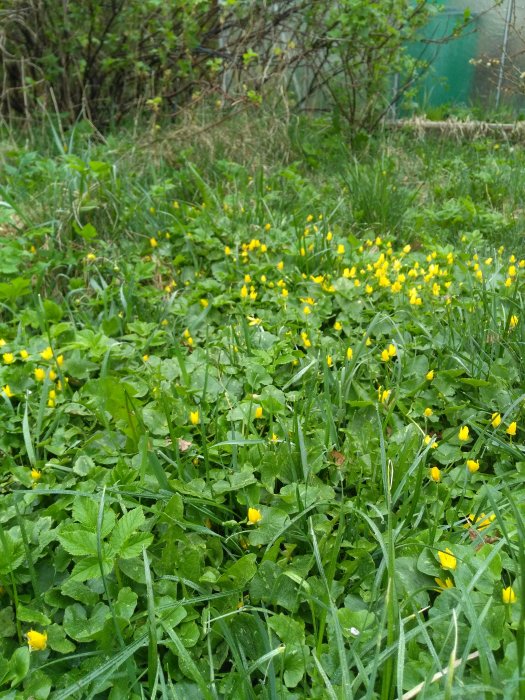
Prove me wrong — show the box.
[0,0,433,130]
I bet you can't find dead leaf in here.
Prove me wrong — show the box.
[178,438,192,452]
[330,450,346,467]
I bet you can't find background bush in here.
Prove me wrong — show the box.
[0,0,433,130]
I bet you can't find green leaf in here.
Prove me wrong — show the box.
[63,602,109,642]
[0,530,25,575]
[23,669,52,699]
[73,455,95,476]
[42,299,64,322]
[74,222,98,240]
[114,587,138,622]
[58,525,99,557]
[69,556,113,582]
[117,532,153,559]
[60,579,100,606]
[46,624,76,654]
[3,646,30,687]
[282,646,308,688]
[249,560,299,610]
[0,606,16,638]
[72,497,116,536]
[268,613,305,645]
[260,384,286,413]
[0,277,30,301]
[16,605,52,626]
[109,507,145,555]
[216,554,257,590]
[248,509,290,546]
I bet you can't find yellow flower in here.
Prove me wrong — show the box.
[3,352,15,365]
[333,321,343,332]
[149,237,158,248]
[224,245,232,255]
[466,459,479,473]
[142,354,149,362]
[56,354,64,366]
[40,346,53,361]
[458,425,470,442]
[387,344,396,358]
[337,244,345,255]
[200,298,209,308]
[437,548,457,571]
[0,338,5,346]
[27,629,47,651]
[254,406,263,419]
[502,586,517,604]
[49,370,57,381]
[86,252,96,262]
[510,315,519,329]
[326,355,333,368]
[426,369,435,381]
[247,507,262,525]
[277,261,284,271]
[240,285,248,299]
[2,385,14,398]
[20,349,29,360]
[269,433,279,444]
[424,407,433,417]
[430,466,441,482]
[380,349,391,362]
[346,347,353,361]
[424,434,438,448]
[435,577,454,590]
[34,368,46,382]
[506,422,517,436]
[466,513,495,531]
[379,388,391,404]
[31,468,41,480]
[491,412,502,428]
[189,410,200,426]
[303,305,311,315]
[301,332,311,349]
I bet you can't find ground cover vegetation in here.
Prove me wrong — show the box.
[0,114,523,699]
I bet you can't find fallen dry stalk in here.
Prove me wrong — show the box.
[387,117,525,138]
[400,651,480,700]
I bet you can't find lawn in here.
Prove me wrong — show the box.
[0,122,523,699]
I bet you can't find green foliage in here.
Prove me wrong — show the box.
[0,0,440,130]
[0,124,524,698]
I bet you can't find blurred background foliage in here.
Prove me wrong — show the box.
[0,0,434,130]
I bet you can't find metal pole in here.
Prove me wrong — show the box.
[496,0,514,108]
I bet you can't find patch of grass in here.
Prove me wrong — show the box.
[0,121,523,698]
